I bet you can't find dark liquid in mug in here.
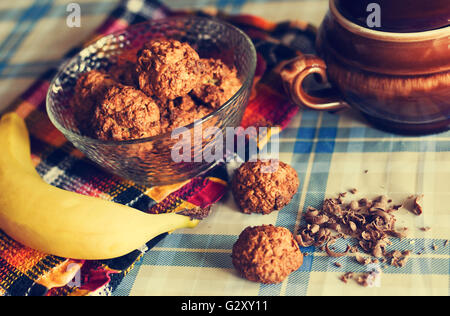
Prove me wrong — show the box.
[335,0,450,33]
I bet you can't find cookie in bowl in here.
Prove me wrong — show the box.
[136,39,202,100]
[92,85,161,141]
[71,38,243,141]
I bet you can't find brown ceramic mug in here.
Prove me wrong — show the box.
[281,0,450,134]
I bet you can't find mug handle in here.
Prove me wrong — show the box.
[279,54,349,111]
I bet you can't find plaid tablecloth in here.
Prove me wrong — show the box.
[0,0,449,296]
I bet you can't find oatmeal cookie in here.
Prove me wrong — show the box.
[192,58,242,109]
[232,160,300,214]
[137,39,201,100]
[72,70,117,132]
[92,85,161,141]
[109,47,141,86]
[159,95,213,133]
[232,225,303,284]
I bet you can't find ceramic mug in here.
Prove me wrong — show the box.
[280,0,450,134]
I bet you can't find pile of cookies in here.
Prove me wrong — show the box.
[71,39,242,141]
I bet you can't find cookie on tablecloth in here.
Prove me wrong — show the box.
[232,225,303,284]
[232,160,299,215]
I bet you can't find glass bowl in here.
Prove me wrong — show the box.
[46,17,257,186]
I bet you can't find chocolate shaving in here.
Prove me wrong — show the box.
[325,241,350,258]
[355,255,371,266]
[295,233,313,247]
[404,194,424,215]
[387,250,411,267]
[298,193,424,272]
[356,273,371,287]
[340,272,354,283]
[413,195,424,215]
[371,240,387,258]
[373,195,388,210]
[386,228,408,238]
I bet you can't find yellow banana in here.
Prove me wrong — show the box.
[0,113,199,260]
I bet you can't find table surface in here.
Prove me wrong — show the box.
[0,0,449,296]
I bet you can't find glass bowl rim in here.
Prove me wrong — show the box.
[46,16,257,146]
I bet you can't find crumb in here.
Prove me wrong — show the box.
[340,272,354,283]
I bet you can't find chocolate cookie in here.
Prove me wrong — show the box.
[232,160,300,215]
[109,47,141,87]
[71,70,117,133]
[137,39,201,100]
[192,58,242,109]
[92,85,161,141]
[232,225,303,284]
[159,95,213,133]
